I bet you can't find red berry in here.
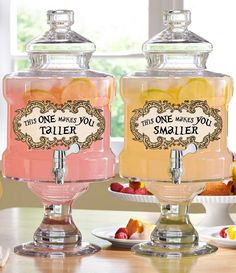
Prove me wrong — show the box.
[115,227,128,236]
[110,183,124,192]
[120,187,135,194]
[219,227,228,238]
[115,232,128,239]
[135,187,148,195]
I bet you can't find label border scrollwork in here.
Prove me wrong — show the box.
[13,100,105,149]
[130,100,222,150]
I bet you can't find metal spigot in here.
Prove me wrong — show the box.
[53,144,80,184]
[170,144,197,184]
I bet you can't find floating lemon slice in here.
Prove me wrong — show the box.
[50,86,63,103]
[140,89,175,104]
[178,78,215,103]
[24,89,58,104]
[167,88,179,103]
[225,80,233,106]
[61,78,98,104]
[107,82,115,109]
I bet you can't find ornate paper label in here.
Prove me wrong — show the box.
[130,100,222,149]
[13,101,105,149]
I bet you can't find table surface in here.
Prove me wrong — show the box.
[0,208,236,273]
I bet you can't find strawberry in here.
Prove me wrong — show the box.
[120,187,135,194]
[110,182,124,192]
[219,227,228,238]
[135,187,148,195]
[115,227,128,235]
[129,181,145,190]
[115,232,128,239]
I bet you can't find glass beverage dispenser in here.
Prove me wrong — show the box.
[120,10,233,256]
[2,10,115,257]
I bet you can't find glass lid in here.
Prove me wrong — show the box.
[143,10,212,54]
[26,10,96,54]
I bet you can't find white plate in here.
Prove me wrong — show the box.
[91,227,148,248]
[193,195,236,204]
[109,185,236,204]
[200,225,236,248]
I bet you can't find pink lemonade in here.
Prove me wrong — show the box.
[6,10,112,258]
[3,76,115,182]
[2,9,116,184]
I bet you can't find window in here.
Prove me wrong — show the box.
[184,0,236,152]
[0,0,183,157]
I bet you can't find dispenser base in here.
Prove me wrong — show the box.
[131,241,217,257]
[14,241,100,258]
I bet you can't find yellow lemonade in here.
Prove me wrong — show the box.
[120,9,234,184]
[120,76,233,182]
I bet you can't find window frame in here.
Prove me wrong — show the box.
[0,0,183,157]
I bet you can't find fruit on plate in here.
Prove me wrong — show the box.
[120,187,135,194]
[114,228,128,239]
[110,182,124,192]
[126,219,144,238]
[129,181,145,190]
[114,218,155,240]
[129,181,151,195]
[110,182,150,195]
[199,181,234,196]
[232,166,236,194]
[219,227,228,238]
[134,188,149,195]
[219,226,236,239]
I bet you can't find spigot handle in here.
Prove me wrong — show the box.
[65,144,80,157]
[181,143,197,157]
[53,144,80,184]
[170,144,197,184]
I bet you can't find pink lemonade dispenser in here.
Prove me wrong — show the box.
[119,10,233,257]
[2,10,115,257]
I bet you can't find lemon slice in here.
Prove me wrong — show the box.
[61,78,98,104]
[232,166,236,181]
[178,78,215,103]
[50,86,63,103]
[141,89,175,104]
[225,80,233,105]
[24,89,58,104]
[227,226,236,239]
[107,81,115,109]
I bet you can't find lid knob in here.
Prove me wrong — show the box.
[47,10,74,28]
[164,10,191,30]
[142,9,212,55]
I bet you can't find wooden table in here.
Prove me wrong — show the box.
[0,208,236,273]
